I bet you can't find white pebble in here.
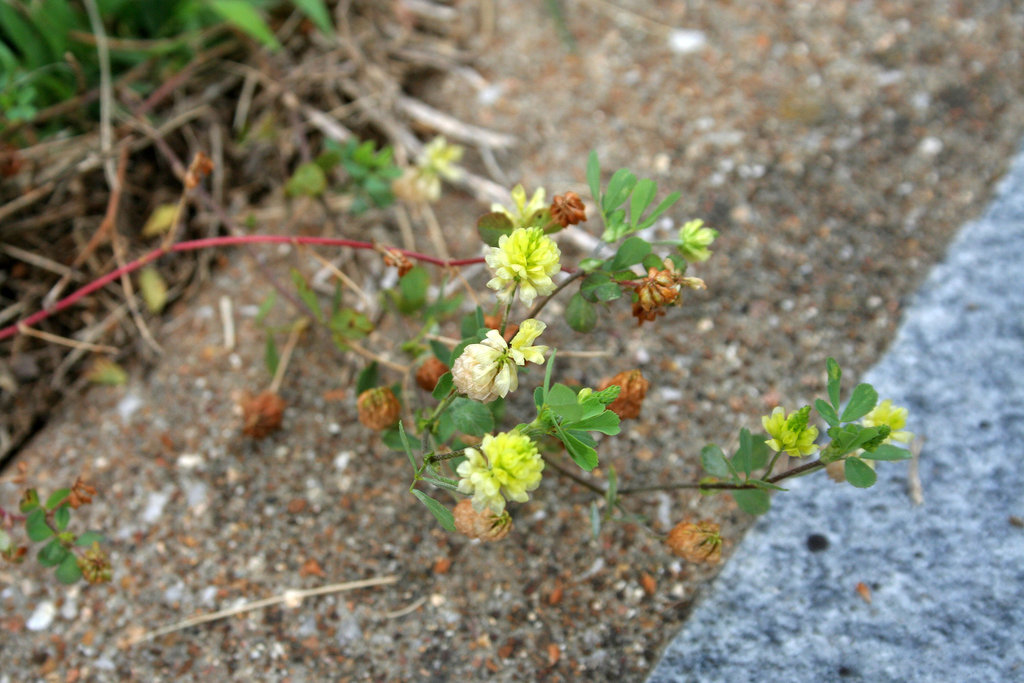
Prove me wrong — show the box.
[117,393,142,421]
[26,601,56,631]
[334,451,352,471]
[918,136,943,157]
[142,489,171,524]
[667,29,707,54]
[177,453,204,469]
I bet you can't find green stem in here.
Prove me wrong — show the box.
[499,296,514,337]
[762,450,784,480]
[617,459,827,494]
[526,269,585,319]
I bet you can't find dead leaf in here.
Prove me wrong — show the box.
[299,558,326,578]
[85,357,127,386]
[142,203,181,237]
[855,582,872,604]
[138,267,168,313]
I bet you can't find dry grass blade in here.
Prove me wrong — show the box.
[127,575,399,645]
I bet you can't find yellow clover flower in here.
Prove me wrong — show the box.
[491,184,547,229]
[457,431,545,514]
[420,136,463,182]
[485,227,561,306]
[392,137,463,203]
[762,405,819,457]
[677,218,718,263]
[451,319,549,402]
[862,399,913,444]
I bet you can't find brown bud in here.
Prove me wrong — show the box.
[77,543,113,584]
[240,390,286,438]
[453,499,512,541]
[67,477,97,509]
[483,314,518,342]
[382,248,414,277]
[598,369,650,420]
[184,151,214,189]
[416,357,450,392]
[666,520,722,564]
[357,387,401,430]
[825,460,846,483]
[549,191,586,227]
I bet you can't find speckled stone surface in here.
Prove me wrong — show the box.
[648,145,1024,683]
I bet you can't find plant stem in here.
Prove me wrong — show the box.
[526,268,585,319]
[0,235,486,342]
[617,459,826,494]
[0,503,25,524]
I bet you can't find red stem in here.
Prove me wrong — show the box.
[0,235,486,342]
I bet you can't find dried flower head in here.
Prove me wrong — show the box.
[77,543,113,584]
[456,431,545,514]
[357,387,401,430]
[485,227,562,306]
[67,477,97,509]
[184,151,214,189]
[666,520,722,564]
[549,191,586,227]
[241,391,286,439]
[381,247,414,277]
[416,357,450,392]
[598,370,651,420]
[631,259,705,325]
[453,499,513,541]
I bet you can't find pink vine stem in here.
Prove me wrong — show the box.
[0,235,486,342]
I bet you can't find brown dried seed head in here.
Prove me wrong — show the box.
[241,391,286,439]
[416,356,450,392]
[357,387,401,430]
[824,460,847,483]
[382,248,414,277]
[666,520,722,564]
[77,543,113,584]
[184,151,214,189]
[549,191,586,227]
[598,369,651,420]
[453,499,512,541]
[67,477,97,509]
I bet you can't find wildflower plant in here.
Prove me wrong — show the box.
[0,145,917,585]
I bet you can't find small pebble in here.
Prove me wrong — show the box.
[26,601,56,631]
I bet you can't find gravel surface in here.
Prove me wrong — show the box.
[2,2,1024,681]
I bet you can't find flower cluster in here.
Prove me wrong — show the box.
[491,184,547,229]
[762,405,819,457]
[485,227,562,306]
[456,431,545,514]
[862,399,913,444]
[677,218,718,263]
[451,319,548,402]
[393,136,463,202]
[666,520,723,564]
